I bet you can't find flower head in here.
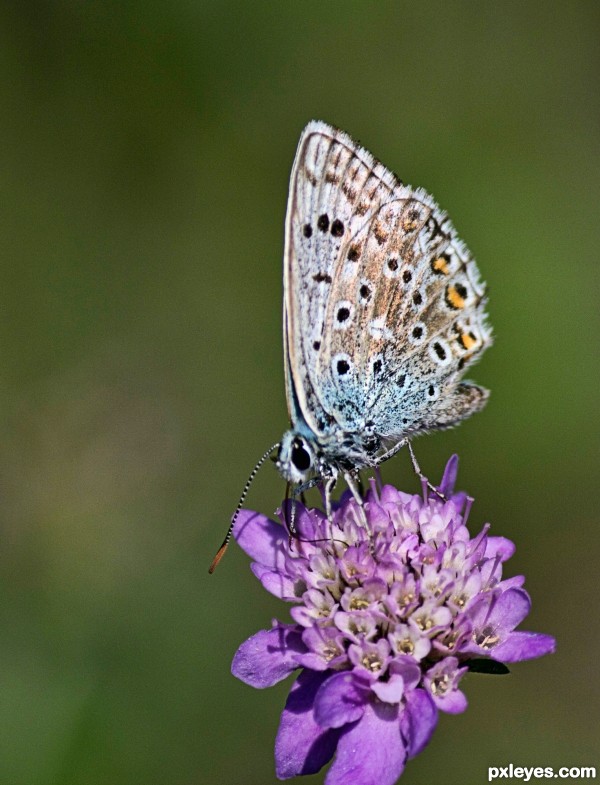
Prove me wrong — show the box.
[231,457,555,784]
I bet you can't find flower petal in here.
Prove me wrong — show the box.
[434,688,468,714]
[234,510,287,570]
[231,624,305,687]
[390,657,421,691]
[401,688,438,758]
[488,588,531,630]
[492,631,556,662]
[251,563,302,600]
[325,701,406,785]
[295,653,331,671]
[314,671,369,729]
[485,536,516,561]
[496,575,525,590]
[275,670,341,778]
[438,454,459,497]
[423,657,469,714]
[281,502,324,546]
[468,588,530,636]
[371,673,405,704]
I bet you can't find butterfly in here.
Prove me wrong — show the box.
[209,121,491,571]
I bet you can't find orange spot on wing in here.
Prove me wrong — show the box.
[460,332,477,350]
[432,257,450,275]
[446,284,467,310]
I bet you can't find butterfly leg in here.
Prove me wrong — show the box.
[283,481,298,542]
[375,438,408,466]
[343,472,372,535]
[323,475,337,521]
[407,441,447,501]
[354,471,365,496]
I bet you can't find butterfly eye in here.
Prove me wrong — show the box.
[291,439,312,472]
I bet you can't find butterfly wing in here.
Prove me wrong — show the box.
[283,121,491,452]
[284,120,398,436]
[334,191,492,440]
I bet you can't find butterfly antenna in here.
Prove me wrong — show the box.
[208,441,281,574]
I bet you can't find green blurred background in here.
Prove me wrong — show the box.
[0,2,598,783]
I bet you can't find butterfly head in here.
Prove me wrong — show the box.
[276,430,317,484]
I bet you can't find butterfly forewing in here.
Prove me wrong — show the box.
[283,121,491,459]
[284,121,396,435]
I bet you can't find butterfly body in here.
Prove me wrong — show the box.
[276,121,492,489]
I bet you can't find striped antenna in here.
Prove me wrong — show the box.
[208,441,281,574]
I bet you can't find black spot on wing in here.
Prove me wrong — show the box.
[317,214,330,232]
[330,219,344,237]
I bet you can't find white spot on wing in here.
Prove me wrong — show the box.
[428,338,452,366]
[368,317,393,340]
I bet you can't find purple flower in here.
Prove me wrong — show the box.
[231,457,555,784]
